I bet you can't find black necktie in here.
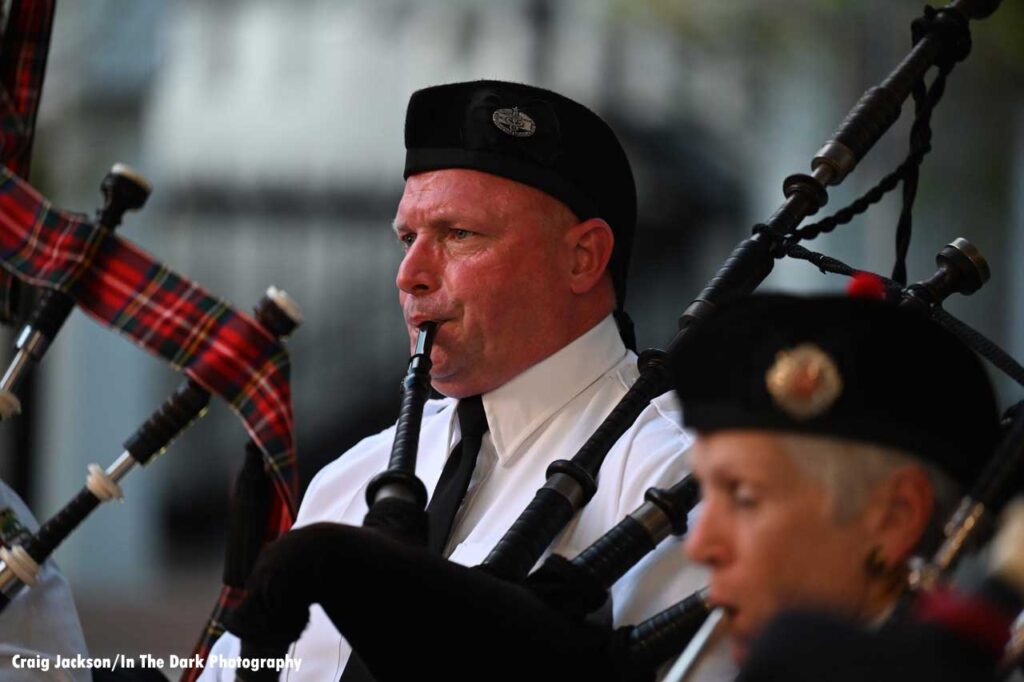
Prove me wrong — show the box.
[339,397,489,682]
[425,395,489,554]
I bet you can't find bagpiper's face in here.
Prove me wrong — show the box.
[684,431,877,663]
[393,169,579,398]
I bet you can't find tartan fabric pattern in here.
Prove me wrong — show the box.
[0,166,298,522]
[0,170,108,289]
[0,0,57,322]
[0,0,54,178]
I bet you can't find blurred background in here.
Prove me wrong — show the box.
[0,0,1021,670]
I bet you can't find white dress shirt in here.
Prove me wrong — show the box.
[203,315,718,681]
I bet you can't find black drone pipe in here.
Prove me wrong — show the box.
[480,0,1002,583]
[622,588,713,681]
[525,475,700,620]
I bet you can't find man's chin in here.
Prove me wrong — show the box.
[728,636,749,664]
[430,372,499,400]
[723,615,754,664]
[428,368,468,399]
[430,379,474,400]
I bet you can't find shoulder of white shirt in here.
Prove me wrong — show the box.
[610,351,689,439]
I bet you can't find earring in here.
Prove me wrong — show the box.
[864,546,887,577]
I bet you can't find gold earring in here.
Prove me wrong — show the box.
[864,546,887,577]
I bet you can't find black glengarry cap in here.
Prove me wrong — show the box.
[669,294,1000,488]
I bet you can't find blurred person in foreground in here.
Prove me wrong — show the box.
[670,292,1014,681]
[201,80,710,680]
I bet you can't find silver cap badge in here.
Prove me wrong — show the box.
[492,107,537,138]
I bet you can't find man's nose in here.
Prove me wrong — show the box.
[396,238,441,295]
[684,501,730,568]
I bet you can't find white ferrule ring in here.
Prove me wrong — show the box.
[0,545,39,586]
[0,391,22,419]
[85,464,124,502]
[266,286,304,326]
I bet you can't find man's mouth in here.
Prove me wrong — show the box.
[407,314,450,329]
[706,589,737,616]
[706,596,742,636]
[407,318,451,360]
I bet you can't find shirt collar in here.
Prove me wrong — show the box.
[447,315,627,466]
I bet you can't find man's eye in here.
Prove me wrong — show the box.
[726,481,758,510]
[398,233,415,249]
[732,487,758,509]
[450,228,472,240]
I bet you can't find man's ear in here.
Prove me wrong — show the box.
[566,217,614,295]
[867,465,935,566]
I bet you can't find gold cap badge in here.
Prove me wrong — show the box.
[765,343,843,420]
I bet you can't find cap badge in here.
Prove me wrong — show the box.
[492,107,537,138]
[765,343,843,420]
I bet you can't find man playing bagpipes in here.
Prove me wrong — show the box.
[200,80,711,680]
